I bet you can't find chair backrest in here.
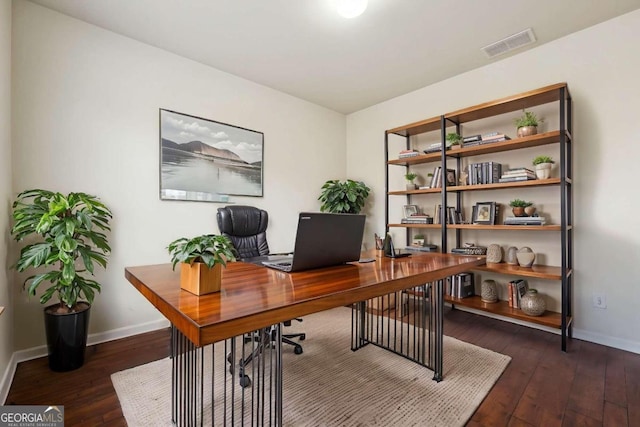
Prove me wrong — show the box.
[216,205,270,260]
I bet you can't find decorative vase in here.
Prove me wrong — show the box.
[517,125,537,138]
[524,206,536,216]
[481,280,498,303]
[520,289,546,316]
[535,163,552,179]
[516,247,535,268]
[505,246,518,265]
[180,262,222,295]
[486,244,503,263]
[512,207,525,217]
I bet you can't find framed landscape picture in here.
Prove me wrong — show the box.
[159,109,264,202]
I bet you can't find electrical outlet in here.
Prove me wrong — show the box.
[593,293,607,309]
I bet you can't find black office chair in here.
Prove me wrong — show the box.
[217,206,305,385]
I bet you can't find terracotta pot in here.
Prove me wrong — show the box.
[512,206,525,217]
[524,206,536,216]
[180,262,222,295]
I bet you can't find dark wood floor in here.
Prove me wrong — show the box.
[6,307,640,426]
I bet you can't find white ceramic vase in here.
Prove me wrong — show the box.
[535,163,552,179]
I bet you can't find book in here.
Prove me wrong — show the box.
[504,167,535,174]
[463,134,482,143]
[499,176,536,183]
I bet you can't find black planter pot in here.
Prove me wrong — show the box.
[44,302,91,372]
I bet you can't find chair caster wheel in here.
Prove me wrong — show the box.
[239,375,251,388]
[294,346,303,355]
[299,334,306,341]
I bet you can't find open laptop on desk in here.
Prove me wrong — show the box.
[257,212,365,273]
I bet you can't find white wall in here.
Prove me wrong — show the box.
[347,10,640,352]
[11,0,346,351]
[0,0,14,403]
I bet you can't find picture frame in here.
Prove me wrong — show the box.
[403,204,419,218]
[473,202,495,225]
[159,109,264,202]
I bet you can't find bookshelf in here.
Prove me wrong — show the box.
[384,83,573,350]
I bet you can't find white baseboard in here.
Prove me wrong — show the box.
[451,304,640,354]
[0,318,169,404]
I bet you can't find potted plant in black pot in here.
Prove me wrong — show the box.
[318,179,371,214]
[11,189,112,371]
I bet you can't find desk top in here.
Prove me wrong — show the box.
[125,251,484,346]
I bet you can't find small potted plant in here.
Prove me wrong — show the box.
[412,234,425,247]
[532,155,554,179]
[405,172,418,190]
[509,199,533,217]
[446,133,463,150]
[515,111,543,138]
[318,179,371,214]
[167,234,236,295]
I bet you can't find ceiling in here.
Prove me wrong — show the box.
[27,0,640,114]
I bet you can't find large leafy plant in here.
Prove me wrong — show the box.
[11,189,112,312]
[167,234,236,270]
[318,179,370,214]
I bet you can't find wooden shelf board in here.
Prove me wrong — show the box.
[389,223,567,231]
[445,295,566,329]
[387,115,441,137]
[473,263,565,280]
[388,152,441,166]
[448,178,560,192]
[446,131,564,158]
[388,223,442,229]
[387,131,565,165]
[445,83,569,124]
[449,224,562,231]
[388,188,441,196]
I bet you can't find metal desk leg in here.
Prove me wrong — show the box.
[431,279,444,382]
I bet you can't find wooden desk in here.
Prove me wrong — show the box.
[126,251,484,425]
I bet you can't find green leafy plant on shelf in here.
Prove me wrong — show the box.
[318,179,371,214]
[167,234,237,271]
[11,189,112,312]
[532,155,555,165]
[446,133,462,146]
[404,172,418,182]
[515,111,543,128]
[509,199,533,208]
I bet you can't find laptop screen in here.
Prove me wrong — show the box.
[284,212,365,272]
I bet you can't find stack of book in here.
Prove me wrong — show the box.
[423,142,446,153]
[480,132,511,144]
[405,244,438,252]
[499,167,537,183]
[503,216,546,225]
[508,279,528,308]
[401,215,433,224]
[398,149,420,159]
[462,134,482,145]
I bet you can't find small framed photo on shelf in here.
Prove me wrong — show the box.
[403,204,419,218]
[473,202,495,225]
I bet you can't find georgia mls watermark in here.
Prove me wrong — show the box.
[0,406,64,427]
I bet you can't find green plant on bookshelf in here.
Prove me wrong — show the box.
[515,111,543,138]
[405,172,418,190]
[532,155,554,179]
[509,199,533,208]
[532,155,554,165]
[509,199,532,217]
[446,133,462,149]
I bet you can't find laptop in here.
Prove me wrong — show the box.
[259,212,365,273]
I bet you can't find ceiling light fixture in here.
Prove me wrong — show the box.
[336,0,368,19]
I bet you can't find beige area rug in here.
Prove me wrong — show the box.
[112,307,510,426]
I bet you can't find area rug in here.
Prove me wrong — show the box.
[112,307,510,426]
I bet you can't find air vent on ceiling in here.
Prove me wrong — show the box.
[481,28,536,58]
